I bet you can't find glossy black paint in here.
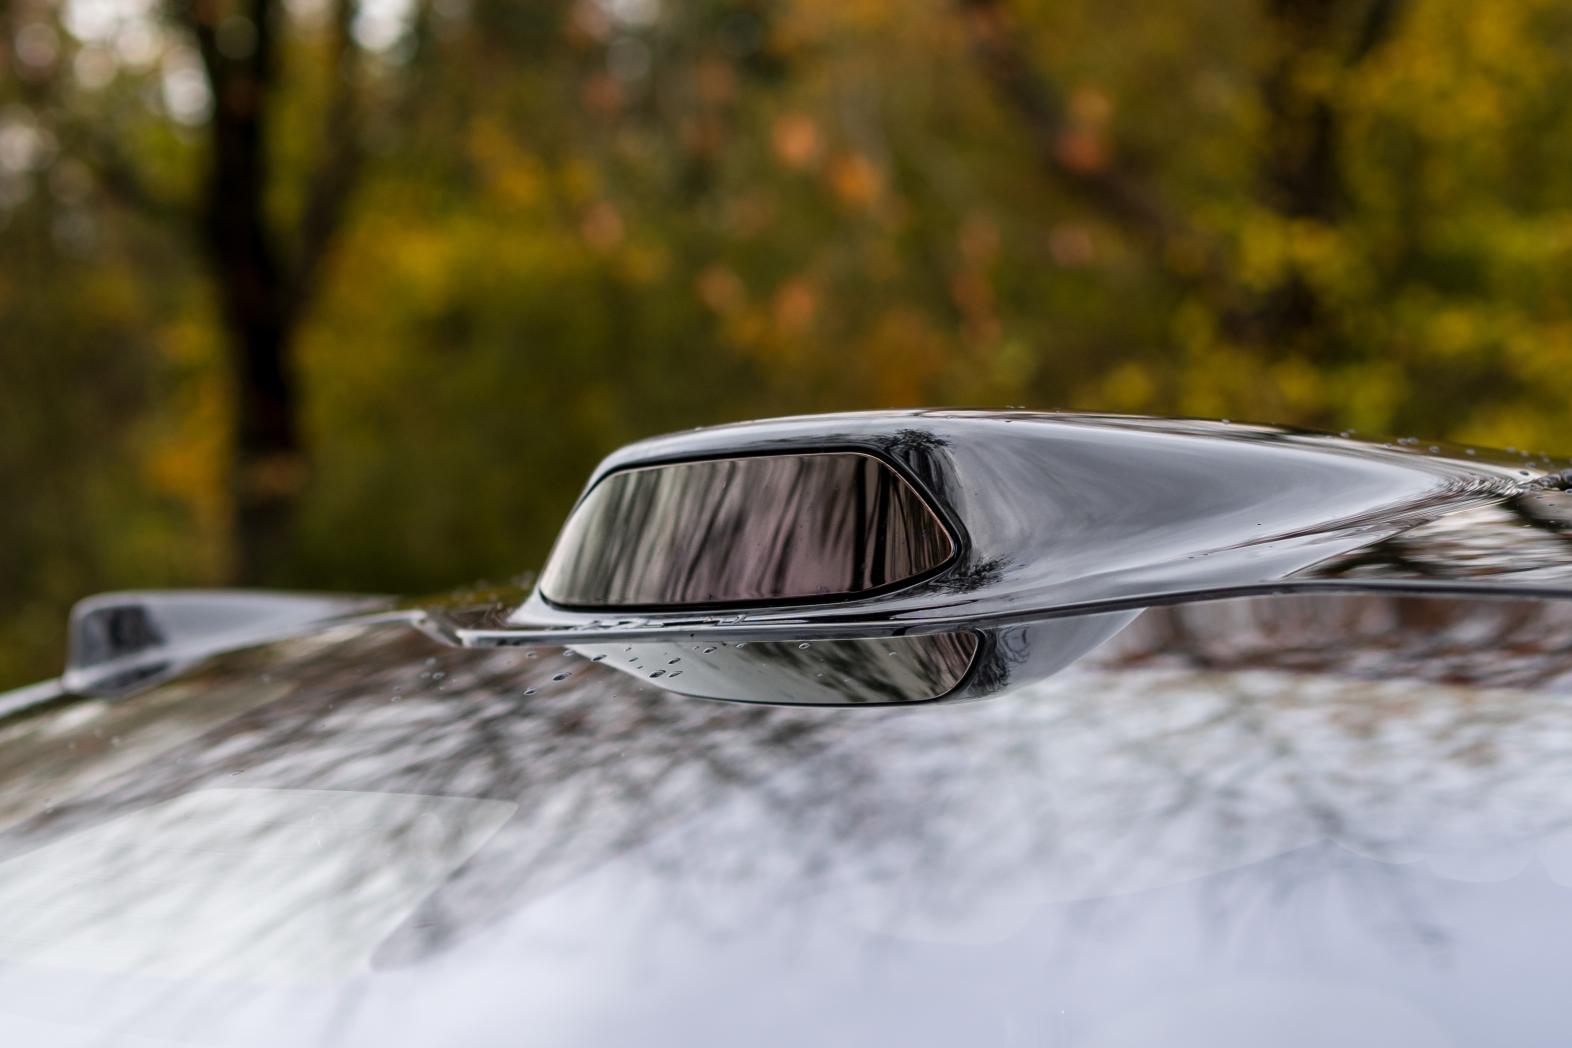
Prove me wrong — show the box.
[474,411,1570,704]
[506,411,1561,646]
[539,452,954,609]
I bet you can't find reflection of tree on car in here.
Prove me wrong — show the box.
[6,591,1572,987]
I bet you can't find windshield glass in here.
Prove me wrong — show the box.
[3,593,1572,1046]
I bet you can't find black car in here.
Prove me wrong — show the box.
[3,410,1572,1046]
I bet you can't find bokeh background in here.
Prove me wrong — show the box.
[4,0,1572,688]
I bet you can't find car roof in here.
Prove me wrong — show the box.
[3,590,1572,1045]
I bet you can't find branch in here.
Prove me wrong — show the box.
[287,0,365,319]
[1349,0,1407,64]
[958,0,1184,253]
[3,3,183,225]
[955,0,1233,304]
[14,78,183,223]
[76,130,185,223]
[171,0,224,86]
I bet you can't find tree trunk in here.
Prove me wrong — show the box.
[229,315,302,585]
[191,0,306,583]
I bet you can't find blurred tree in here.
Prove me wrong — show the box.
[957,0,1414,380]
[3,0,1572,688]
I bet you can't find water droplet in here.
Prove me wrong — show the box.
[669,670,683,678]
[552,672,570,681]
[526,651,537,658]
[701,646,717,654]
[797,642,811,649]
[667,657,681,665]
[590,654,606,662]
[649,669,667,679]
[523,688,536,695]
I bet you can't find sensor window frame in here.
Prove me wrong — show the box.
[538,449,960,612]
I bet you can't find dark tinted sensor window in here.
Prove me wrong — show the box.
[540,453,954,607]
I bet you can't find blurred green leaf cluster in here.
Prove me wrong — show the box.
[3,0,1572,687]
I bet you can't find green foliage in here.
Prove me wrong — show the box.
[3,0,1572,686]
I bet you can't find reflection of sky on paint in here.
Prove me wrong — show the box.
[403,665,1572,1048]
[0,789,512,983]
[3,598,1572,1044]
